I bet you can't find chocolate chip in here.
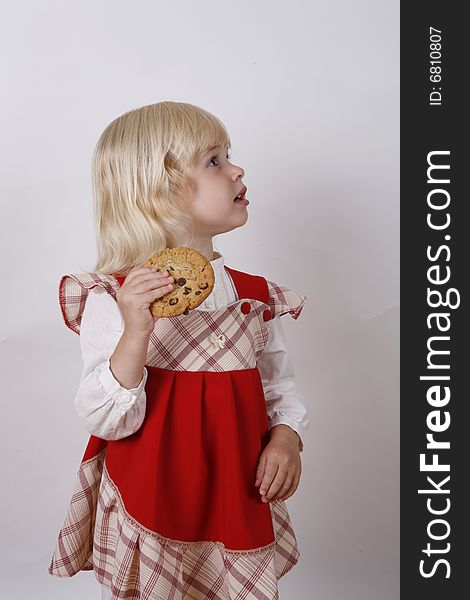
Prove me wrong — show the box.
[199,282,208,289]
[169,298,179,305]
[177,277,186,286]
[183,287,191,295]
[183,308,189,315]
[169,266,174,271]
[195,291,201,295]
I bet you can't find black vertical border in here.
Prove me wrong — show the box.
[401,3,467,598]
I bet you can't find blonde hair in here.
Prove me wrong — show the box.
[87,101,232,276]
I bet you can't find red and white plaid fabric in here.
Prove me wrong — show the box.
[58,270,307,372]
[49,449,300,599]
[49,267,308,599]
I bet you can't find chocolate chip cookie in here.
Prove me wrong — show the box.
[142,247,215,317]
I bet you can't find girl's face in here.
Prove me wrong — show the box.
[186,145,248,236]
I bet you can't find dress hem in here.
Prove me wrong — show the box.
[48,448,300,596]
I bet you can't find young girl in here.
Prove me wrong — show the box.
[48,101,309,600]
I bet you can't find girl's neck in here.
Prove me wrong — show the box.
[172,239,217,262]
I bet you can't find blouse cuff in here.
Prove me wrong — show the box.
[98,360,148,424]
[268,414,307,452]
[99,358,147,394]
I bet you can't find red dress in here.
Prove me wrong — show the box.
[48,264,307,600]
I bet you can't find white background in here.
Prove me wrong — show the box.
[0,1,399,598]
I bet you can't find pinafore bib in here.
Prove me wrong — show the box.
[48,264,307,600]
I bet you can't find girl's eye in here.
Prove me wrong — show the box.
[209,153,232,167]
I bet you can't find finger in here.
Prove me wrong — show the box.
[125,266,173,287]
[278,469,301,501]
[122,267,159,284]
[259,462,279,498]
[272,472,295,501]
[262,467,287,502]
[128,272,175,294]
[254,453,267,487]
[143,283,174,302]
[145,276,175,293]
[291,468,301,493]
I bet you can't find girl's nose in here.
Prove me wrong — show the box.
[231,163,245,179]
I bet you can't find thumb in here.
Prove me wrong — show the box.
[254,452,267,487]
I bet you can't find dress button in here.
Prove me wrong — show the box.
[209,332,226,349]
[263,309,272,321]
[241,302,251,314]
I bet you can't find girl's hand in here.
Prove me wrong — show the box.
[116,267,174,336]
[254,426,302,503]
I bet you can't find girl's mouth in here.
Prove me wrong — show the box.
[233,187,249,205]
[234,195,249,206]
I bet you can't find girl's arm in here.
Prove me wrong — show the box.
[73,287,148,440]
[257,316,310,451]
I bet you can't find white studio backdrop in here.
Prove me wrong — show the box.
[0,1,399,599]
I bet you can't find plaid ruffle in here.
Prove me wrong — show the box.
[58,272,307,336]
[49,450,300,599]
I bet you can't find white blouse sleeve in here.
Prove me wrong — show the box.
[74,286,148,441]
[257,316,310,451]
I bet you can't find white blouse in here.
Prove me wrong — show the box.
[74,252,310,449]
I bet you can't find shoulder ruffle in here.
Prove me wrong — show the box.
[59,273,119,335]
[266,280,308,320]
